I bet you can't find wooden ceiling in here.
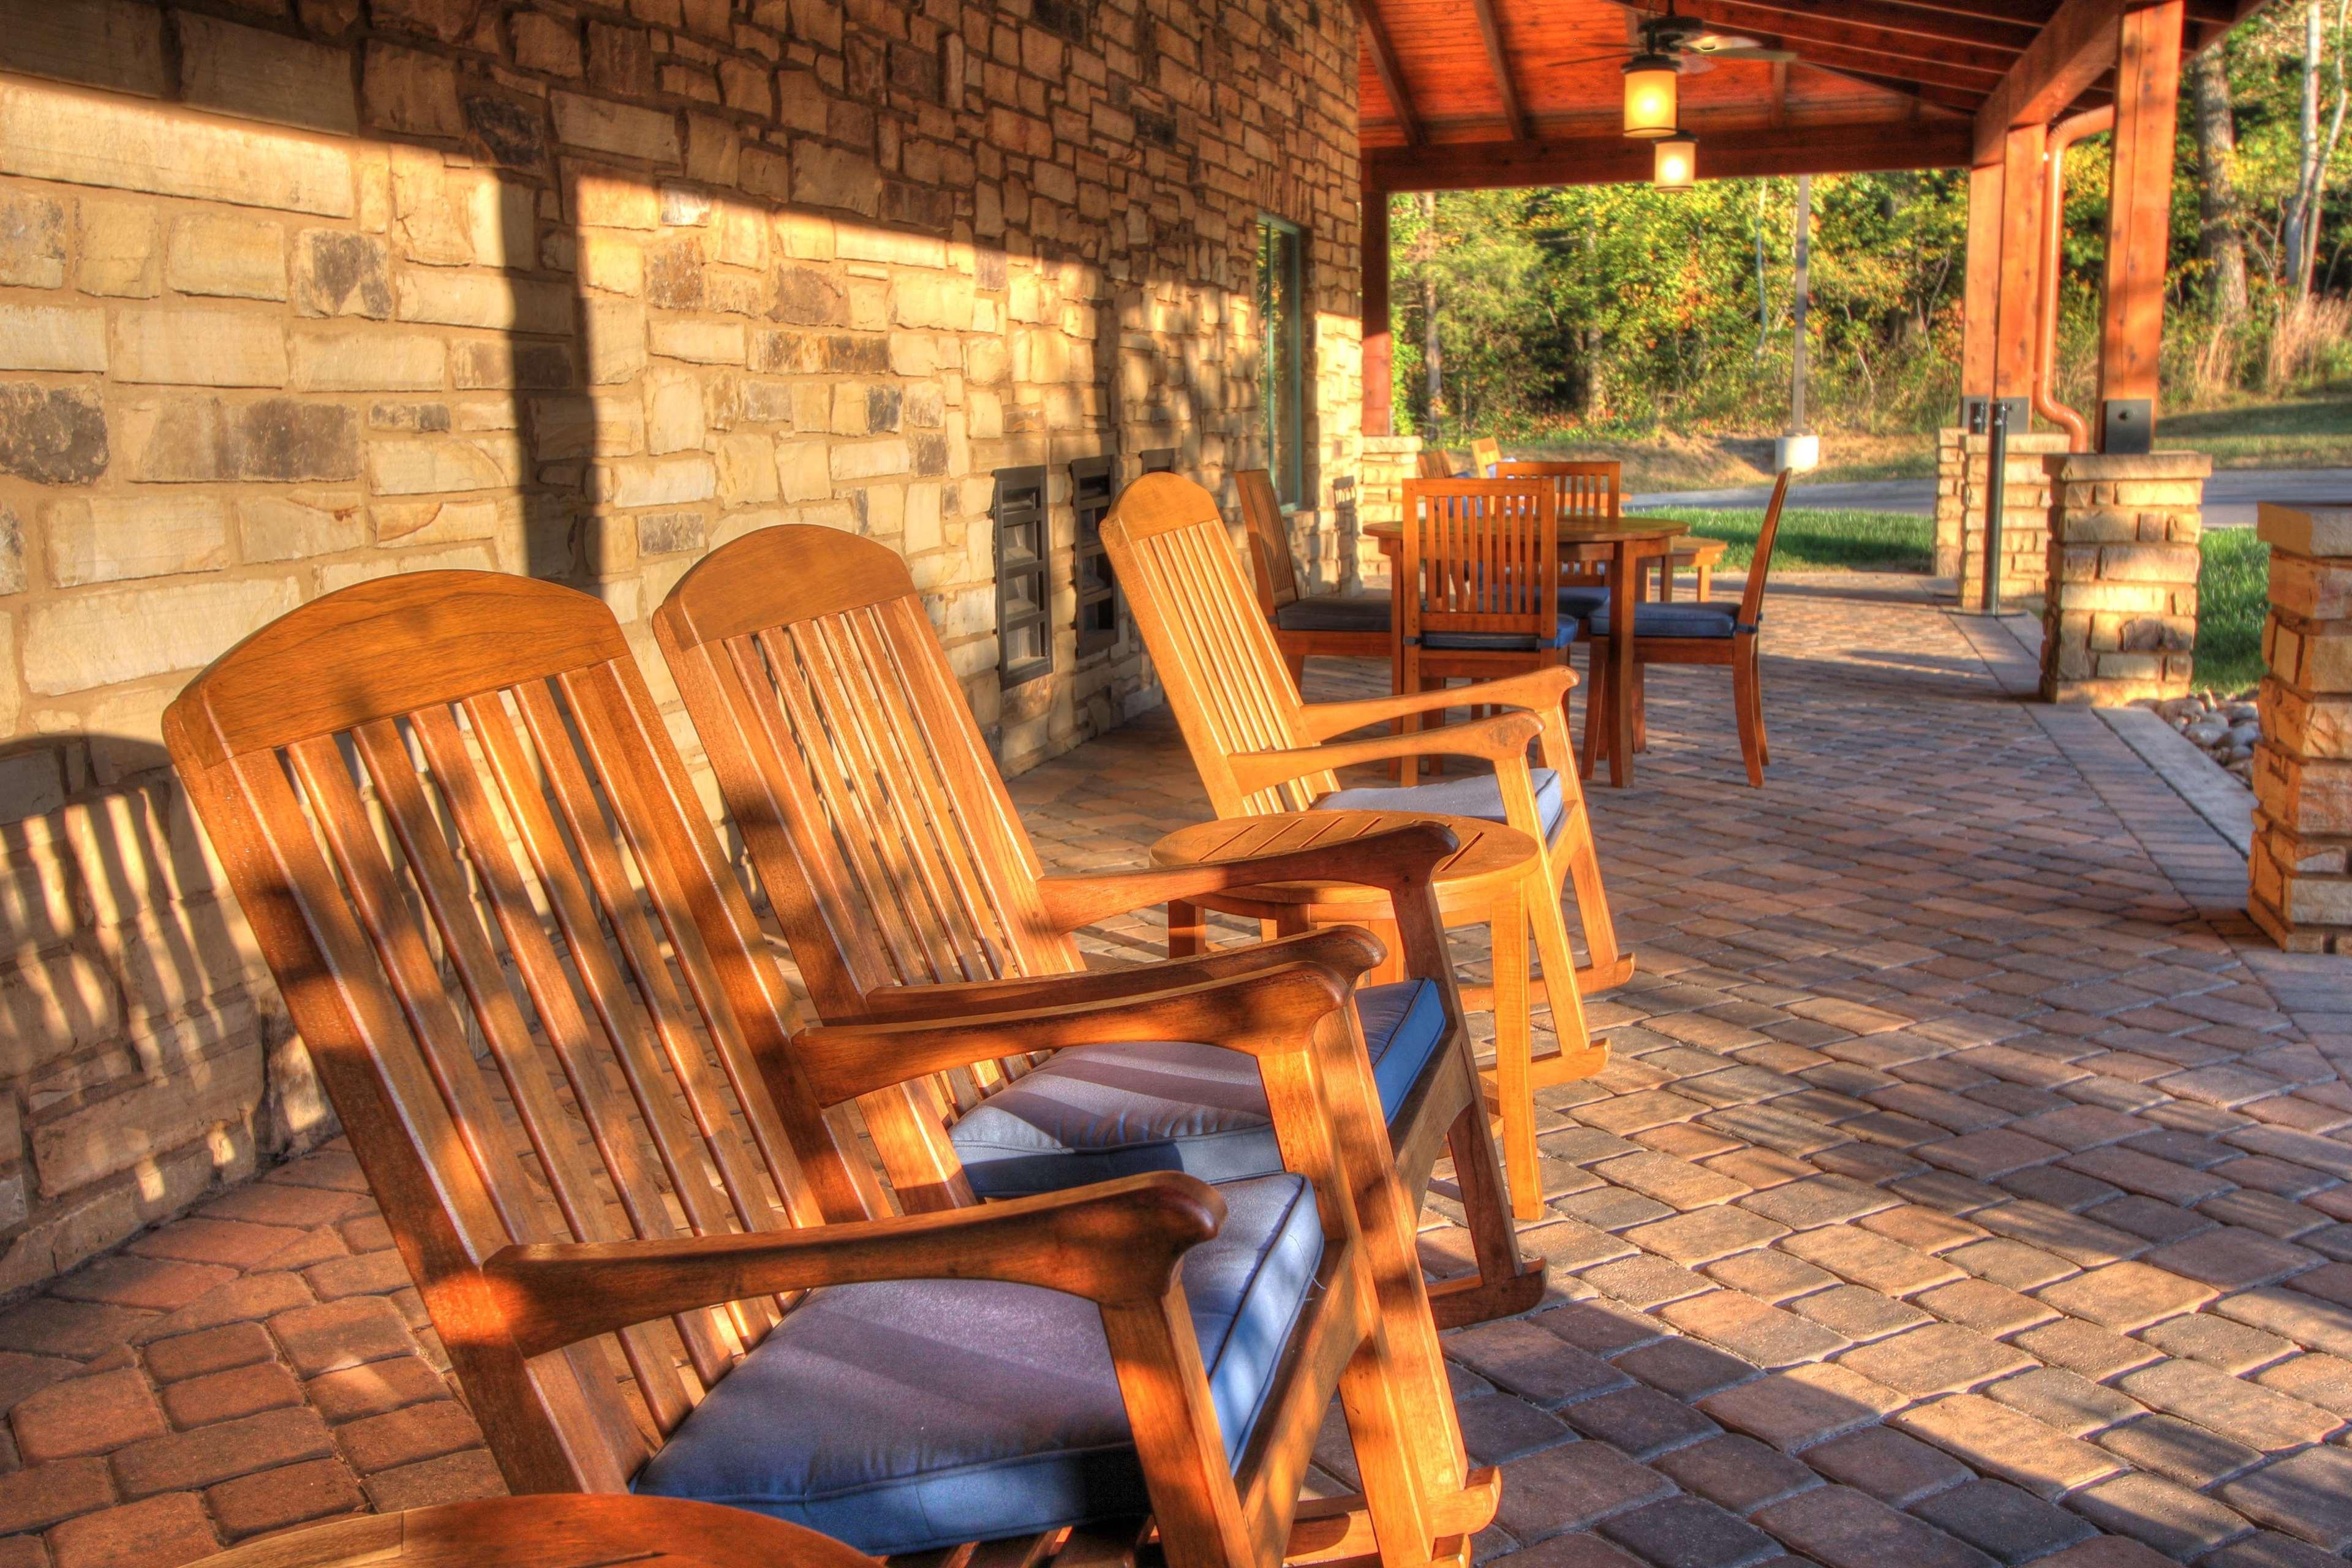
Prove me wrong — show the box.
[1357,0,2250,189]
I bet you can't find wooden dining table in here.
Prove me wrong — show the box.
[1364,517,1686,787]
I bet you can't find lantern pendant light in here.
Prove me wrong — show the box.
[1622,53,1678,138]
[1652,130,1698,190]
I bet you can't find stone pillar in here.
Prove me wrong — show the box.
[2038,451,2209,704]
[1956,429,2070,609]
[2250,502,2352,952]
[1934,427,1966,582]
[1357,434,1422,590]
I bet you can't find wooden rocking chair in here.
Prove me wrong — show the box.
[1466,437,1502,477]
[165,571,1493,1568]
[1238,467,1391,682]
[652,526,1540,1336]
[1102,475,1631,1221]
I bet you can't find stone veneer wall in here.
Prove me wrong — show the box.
[1933,426,1964,582]
[2037,453,2207,705]
[1954,429,2068,611]
[2252,502,2352,952]
[1354,432,1419,591]
[0,0,1363,1297]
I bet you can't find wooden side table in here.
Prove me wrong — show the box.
[187,1495,878,1568]
[1152,809,1608,1222]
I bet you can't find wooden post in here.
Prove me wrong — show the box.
[1961,158,2002,410]
[2095,0,2185,453]
[1363,183,1393,439]
[1992,121,2048,407]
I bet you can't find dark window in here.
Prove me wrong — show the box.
[992,464,1051,688]
[1256,216,1304,510]
[1071,454,1121,657]
[1140,448,1177,474]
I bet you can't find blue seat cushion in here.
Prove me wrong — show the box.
[951,980,1444,1198]
[1317,766,1567,841]
[1558,585,1610,618]
[1273,595,1391,633]
[634,1172,1322,1556]
[1587,602,1740,639]
[1415,624,1579,651]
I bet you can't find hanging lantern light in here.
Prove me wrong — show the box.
[1652,130,1698,190]
[1622,54,1678,138]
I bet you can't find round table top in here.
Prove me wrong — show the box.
[1150,809,1538,917]
[187,1496,877,1568]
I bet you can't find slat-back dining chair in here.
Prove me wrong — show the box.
[1104,475,1631,1219]
[1581,470,1790,786]
[1398,479,1575,786]
[1415,448,1457,480]
[651,525,1537,1341]
[165,570,1489,1568]
[1237,467,1390,680]
[1466,437,1502,478]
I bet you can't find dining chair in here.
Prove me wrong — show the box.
[1467,437,1502,477]
[1397,478,1575,789]
[1415,447,1457,480]
[1237,467,1390,682]
[652,524,1544,1346]
[1104,473,1630,1219]
[1581,470,1790,786]
[165,570,1492,1568]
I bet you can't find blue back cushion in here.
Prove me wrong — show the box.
[633,1173,1324,1555]
[952,979,1444,1198]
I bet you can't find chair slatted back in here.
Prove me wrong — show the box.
[654,527,1077,1131]
[164,571,878,1499]
[1101,473,1335,817]
[1468,437,1502,477]
[1415,448,1456,480]
[1742,471,1795,627]
[1497,461,1621,527]
[1400,480,1561,647]
[1235,468,1300,614]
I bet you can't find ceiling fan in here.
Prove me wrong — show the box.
[1556,5,1802,73]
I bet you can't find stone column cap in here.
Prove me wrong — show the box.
[2045,451,2215,480]
[2258,502,2352,557]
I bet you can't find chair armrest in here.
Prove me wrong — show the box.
[1228,711,1540,794]
[854,929,1388,1019]
[794,961,1362,1105]
[1034,821,1460,933]
[1298,666,1579,739]
[481,1171,1224,1355]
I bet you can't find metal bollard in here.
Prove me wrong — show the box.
[1981,398,2008,617]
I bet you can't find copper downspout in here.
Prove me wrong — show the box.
[2035,105,2114,451]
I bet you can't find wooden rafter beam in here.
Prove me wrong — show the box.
[1365,119,1973,190]
[1687,0,2040,51]
[1664,0,2025,75]
[1352,0,1421,146]
[1972,0,2122,162]
[1466,0,1530,141]
[1762,36,2007,94]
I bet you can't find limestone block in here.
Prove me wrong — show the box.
[390,149,476,265]
[451,340,573,391]
[2270,554,2352,621]
[0,304,107,372]
[24,575,298,694]
[0,502,23,596]
[117,396,358,483]
[831,437,910,482]
[377,495,505,545]
[45,495,231,586]
[0,81,353,217]
[178,13,357,135]
[552,91,682,164]
[362,42,464,137]
[394,270,571,334]
[716,432,778,505]
[0,193,66,289]
[777,439,829,502]
[648,320,745,364]
[2255,744,2352,835]
[165,214,288,302]
[643,369,706,456]
[793,142,881,217]
[111,308,286,387]
[2266,617,2352,695]
[636,508,707,555]
[578,233,645,295]
[529,396,643,461]
[0,383,108,484]
[366,435,524,496]
[239,491,366,561]
[2260,502,2352,559]
[568,162,662,229]
[511,12,584,75]
[584,298,647,384]
[597,454,717,508]
[2263,679,2352,760]
[289,328,445,393]
[74,200,158,298]
[0,0,167,98]
[2097,543,2199,583]
[318,541,496,593]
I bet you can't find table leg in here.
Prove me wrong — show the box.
[1167,898,1205,959]
[1607,541,1635,786]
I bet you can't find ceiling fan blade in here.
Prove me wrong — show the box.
[1687,31,1763,50]
[1709,45,1800,59]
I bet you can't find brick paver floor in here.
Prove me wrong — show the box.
[5,570,2349,1568]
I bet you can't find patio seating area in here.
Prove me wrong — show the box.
[7,567,2346,1568]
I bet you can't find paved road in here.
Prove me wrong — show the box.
[1626,466,2352,525]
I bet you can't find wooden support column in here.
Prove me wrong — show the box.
[2095,0,2185,453]
[1993,121,2048,406]
[1363,183,1392,438]
[1960,158,2003,405]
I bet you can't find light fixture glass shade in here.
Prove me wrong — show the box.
[1653,132,1698,190]
[1623,56,1678,138]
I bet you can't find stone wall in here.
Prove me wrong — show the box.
[1354,432,1419,590]
[1933,426,1963,582]
[1954,429,2068,611]
[2037,452,2207,705]
[0,0,1364,1297]
[2252,502,2352,952]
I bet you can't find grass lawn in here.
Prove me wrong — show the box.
[1673,505,2270,693]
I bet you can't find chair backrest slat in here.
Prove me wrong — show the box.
[1496,461,1621,527]
[1235,468,1300,612]
[1742,471,1794,627]
[1415,448,1455,480]
[166,571,879,1497]
[1101,478,1335,815]
[1468,436,1502,477]
[1401,480,1561,645]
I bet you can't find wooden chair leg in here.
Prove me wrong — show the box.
[1754,655,1771,766]
[1487,887,1542,1223]
[1400,649,1423,789]
[1632,661,1647,753]
[1523,867,1610,1087]
[1578,647,1607,780]
[1732,643,1765,787]
[1168,897,1206,959]
[1427,1097,1547,1330]
[1284,652,1308,688]
[1696,565,1713,601]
